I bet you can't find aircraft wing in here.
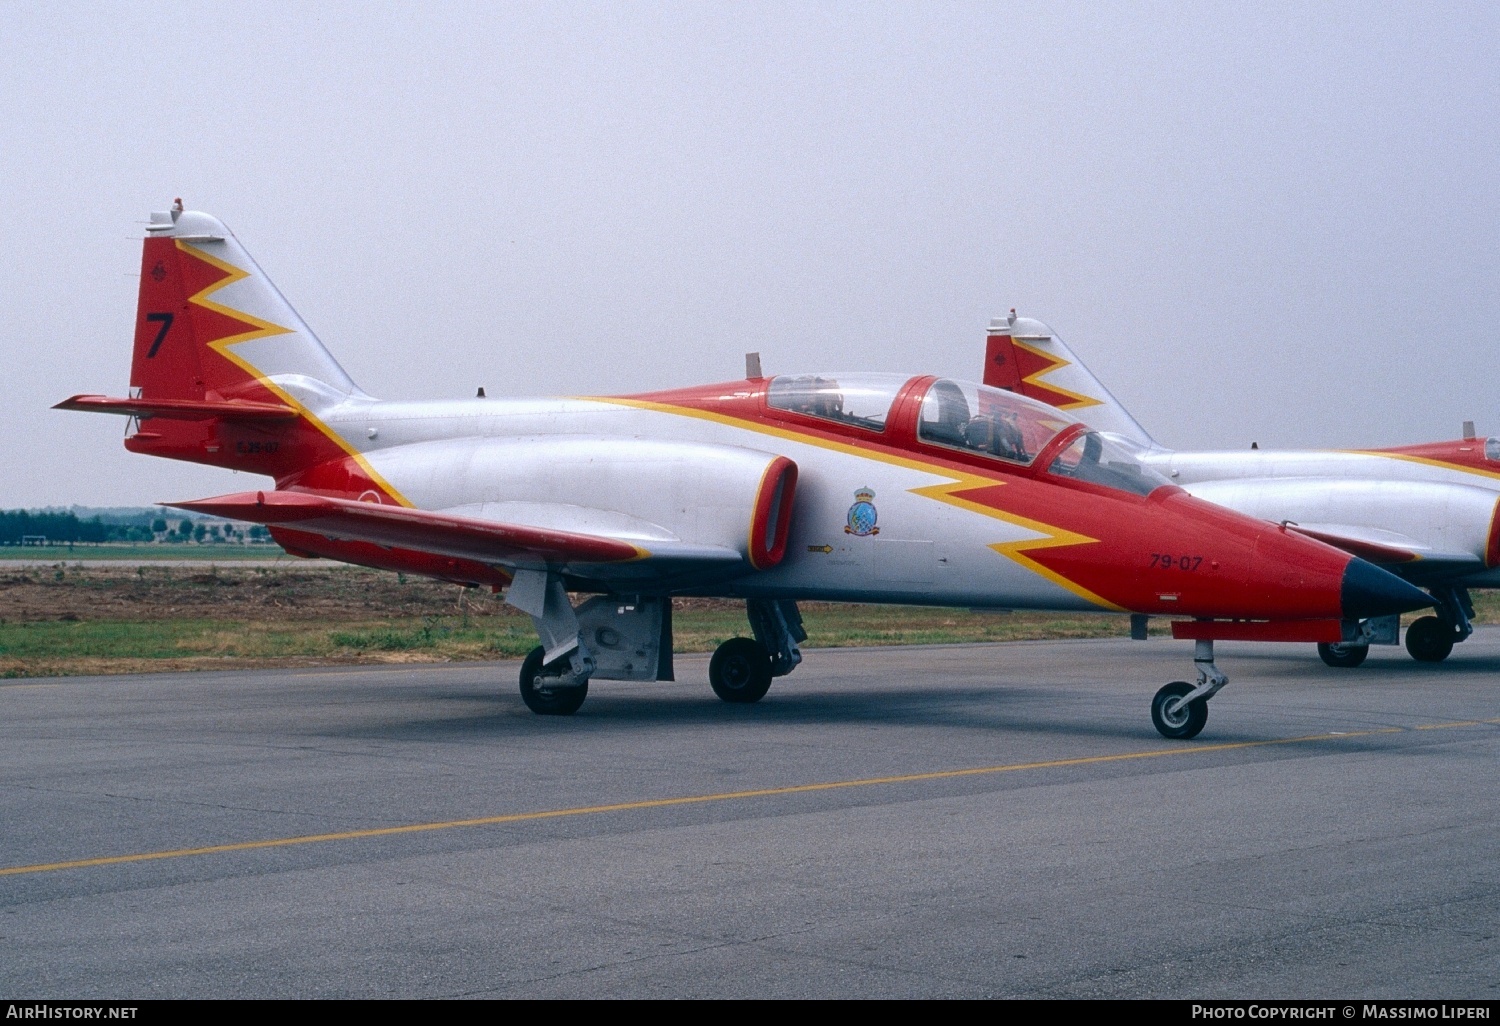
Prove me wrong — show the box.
[1284,522,1483,579]
[168,491,747,580]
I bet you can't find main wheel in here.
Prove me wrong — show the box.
[519,646,589,715]
[709,637,773,704]
[1404,616,1454,663]
[1317,642,1369,668]
[1151,681,1208,740]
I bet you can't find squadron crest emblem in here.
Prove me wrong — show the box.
[845,487,879,536]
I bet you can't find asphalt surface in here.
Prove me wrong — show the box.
[2,630,1498,999]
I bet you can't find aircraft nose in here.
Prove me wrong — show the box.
[1341,558,1433,619]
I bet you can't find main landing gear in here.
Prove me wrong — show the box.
[709,599,807,705]
[504,568,809,716]
[1313,587,1473,668]
[519,646,589,715]
[709,638,773,703]
[504,568,672,716]
[1317,641,1369,668]
[1405,617,1453,662]
[1405,585,1472,663]
[1150,640,1229,740]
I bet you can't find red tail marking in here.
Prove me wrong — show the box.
[119,239,396,501]
[132,238,205,400]
[983,332,1097,411]
[983,333,1023,390]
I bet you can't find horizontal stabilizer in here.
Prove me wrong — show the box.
[167,491,749,578]
[54,395,299,421]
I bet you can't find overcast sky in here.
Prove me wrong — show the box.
[3,1,1497,508]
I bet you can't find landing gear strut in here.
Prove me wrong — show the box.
[1151,639,1229,740]
[506,568,595,716]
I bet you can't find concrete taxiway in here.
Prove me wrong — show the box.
[2,632,1497,998]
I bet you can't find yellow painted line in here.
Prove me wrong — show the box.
[3,719,1496,879]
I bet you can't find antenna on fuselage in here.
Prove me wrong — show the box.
[745,352,763,379]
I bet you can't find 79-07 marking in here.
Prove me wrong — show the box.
[1150,554,1203,570]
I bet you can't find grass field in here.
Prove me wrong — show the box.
[1,563,1494,678]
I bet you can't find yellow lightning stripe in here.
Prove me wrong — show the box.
[593,396,1116,609]
[908,477,1122,610]
[1345,449,1500,484]
[176,240,414,508]
[1011,338,1102,411]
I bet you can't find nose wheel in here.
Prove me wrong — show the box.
[1151,681,1208,739]
[1150,639,1227,740]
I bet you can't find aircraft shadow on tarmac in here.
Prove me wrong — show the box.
[326,678,1287,747]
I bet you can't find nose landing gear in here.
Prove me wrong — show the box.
[1151,639,1229,740]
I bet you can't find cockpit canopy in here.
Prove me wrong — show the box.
[916,378,1074,466]
[764,372,1171,496]
[766,373,903,432]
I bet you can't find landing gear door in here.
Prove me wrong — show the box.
[576,596,669,681]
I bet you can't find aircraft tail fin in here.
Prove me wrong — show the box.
[129,204,366,411]
[982,313,1157,447]
[58,205,384,489]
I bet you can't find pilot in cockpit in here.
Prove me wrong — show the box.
[809,377,844,420]
[963,409,1027,462]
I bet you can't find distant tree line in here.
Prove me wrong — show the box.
[0,509,271,546]
[0,510,119,546]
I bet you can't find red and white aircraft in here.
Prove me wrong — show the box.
[981,312,1497,667]
[58,206,1431,738]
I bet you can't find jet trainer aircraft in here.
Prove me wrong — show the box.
[58,206,1431,739]
[980,312,1496,668]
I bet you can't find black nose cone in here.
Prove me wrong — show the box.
[1341,558,1433,620]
